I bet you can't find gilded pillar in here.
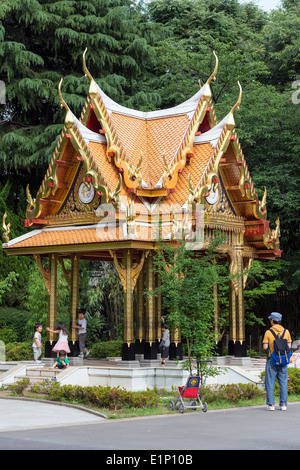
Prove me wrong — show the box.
[145,251,157,359]
[69,255,79,352]
[236,248,246,349]
[135,265,145,354]
[155,272,162,342]
[124,249,134,346]
[228,232,246,357]
[46,254,57,356]
[110,249,148,361]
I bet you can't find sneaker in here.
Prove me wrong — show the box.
[78,353,84,358]
[161,361,165,366]
[266,405,275,411]
[84,349,90,358]
[280,405,287,411]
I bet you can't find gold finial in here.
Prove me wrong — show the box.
[230,80,242,114]
[207,51,219,85]
[83,48,98,98]
[2,213,11,244]
[58,78,74,129]
[202,51,218,101]
[226,81,242,130]
[58,78,68,110]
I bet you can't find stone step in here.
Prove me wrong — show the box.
[25,367,60,378]
[14,367,62,384]
[14,375,58,384]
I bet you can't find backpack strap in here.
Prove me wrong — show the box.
[269,329,278,339]
[281,329,286,339]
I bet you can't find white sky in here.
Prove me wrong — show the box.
[240,0,281,11]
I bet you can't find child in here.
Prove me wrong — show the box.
[290,340,300,368]
[32,323,43,363]
[72,309,90,358]
[51,350,70,370]
[159,323,170,366]
[46,322,70,357]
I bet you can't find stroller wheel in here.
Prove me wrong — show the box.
[179,403,184,414]
[169,401,175,411]
[202,402,208,413]
[191,400,197,410]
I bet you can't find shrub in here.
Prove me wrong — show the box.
[288,368,300,394]
[0,307,29,341]
[30,381,160,410]
[201,383,265,404]
[0,327,17,343]
[5,342,33,361]
[8,378,30,395]
[260,367,300,395]
[90,340,123,359]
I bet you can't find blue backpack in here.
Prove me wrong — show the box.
[270,329,291,366]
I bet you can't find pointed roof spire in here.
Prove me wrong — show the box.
[226,81,242,130]
[202,51,218,101]
[58,78,74,129]
[83,48,98,99]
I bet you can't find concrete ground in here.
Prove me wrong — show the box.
[0,397,300,450]
[0,397,106,432]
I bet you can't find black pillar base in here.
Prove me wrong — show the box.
[144,342,158,360]
[213,341,223,356]
[122,343,136,361]
[228,340,247,357]
[169,342,183,360]
[68,340,79,357]
[135,339,145,355]
[44,341,57,358]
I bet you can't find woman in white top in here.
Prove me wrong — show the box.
[46,322,70,356]
[290,340,300,369]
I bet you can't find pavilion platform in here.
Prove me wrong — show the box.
[0,356,266,391]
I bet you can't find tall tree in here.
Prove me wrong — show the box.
[0,0,160,177]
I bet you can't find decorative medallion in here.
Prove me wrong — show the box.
[205,185,219,205]
[78,181,95,204]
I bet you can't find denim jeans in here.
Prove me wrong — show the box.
[265,357,288,406]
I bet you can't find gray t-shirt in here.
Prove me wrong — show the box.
[32,331,41,348]
[78,318,87,334]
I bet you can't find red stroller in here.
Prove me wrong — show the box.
[169,360,212,413]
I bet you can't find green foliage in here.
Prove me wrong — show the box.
[7,378,30,395]
[0,326,17,343]
[0,307,29,342]
[80,261,124,341]
[200,382,265,404]
[260,367,300,395]
[30,381,160,410]
[90,340,123,358]
[24,259,70,333]
[0,0,160,172]
[152,238,229,373]
[5,342,33,361]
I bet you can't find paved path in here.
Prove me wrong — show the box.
[0,398,105,432]
[0,398,300,450]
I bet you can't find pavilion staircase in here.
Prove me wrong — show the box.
[14,367,63,385]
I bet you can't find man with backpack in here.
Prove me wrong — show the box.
[262,312,292,411]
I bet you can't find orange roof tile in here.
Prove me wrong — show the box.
[109,113,190,188]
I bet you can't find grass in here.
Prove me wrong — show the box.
[3,387,300,419]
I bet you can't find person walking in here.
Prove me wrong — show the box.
[262,312,292,411]
[72,309,90,358]
[159,324,170,366]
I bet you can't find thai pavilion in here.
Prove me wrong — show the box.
[2,51,281,361]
